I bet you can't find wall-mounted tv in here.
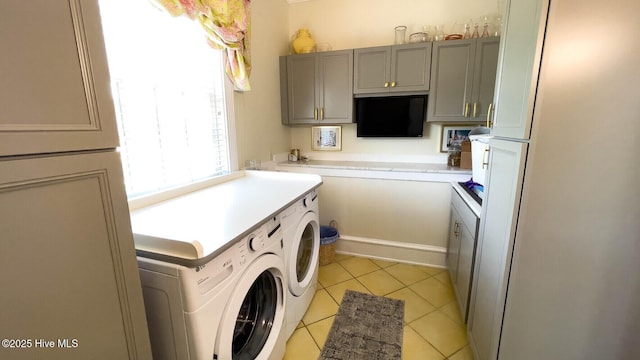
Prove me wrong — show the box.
[355,95,427,137]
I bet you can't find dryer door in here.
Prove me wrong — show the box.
[288,211,320,296]
[216,254,285,360]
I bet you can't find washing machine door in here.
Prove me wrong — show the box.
[216,254,285,360]
[288,211,320,296]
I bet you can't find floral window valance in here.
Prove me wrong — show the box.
[150,0,252,91]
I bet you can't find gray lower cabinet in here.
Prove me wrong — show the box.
[353,43,432,94]
[447,186,479,323]
[427,38,500,122]
[280,49,353,125]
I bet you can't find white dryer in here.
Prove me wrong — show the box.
[280,190,320,339]
[137,218,287,360]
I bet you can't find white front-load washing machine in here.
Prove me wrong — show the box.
[280,190,320,339]
[137,218,287,360]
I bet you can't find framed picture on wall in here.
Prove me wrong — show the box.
[440,124,476,152]
[311,126,342,151]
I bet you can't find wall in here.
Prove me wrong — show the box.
[232,0,291,168]
[234,0,501,265]
[288,0,503,161]
[282,0,500,265]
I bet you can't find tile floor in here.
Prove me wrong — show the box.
[283,254,473,360]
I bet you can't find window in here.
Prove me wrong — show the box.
[98,0,234,199]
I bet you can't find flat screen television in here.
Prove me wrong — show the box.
[355,95,427,137]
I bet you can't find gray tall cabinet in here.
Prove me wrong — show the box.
[427,38,500,122]
[0,1,152,359]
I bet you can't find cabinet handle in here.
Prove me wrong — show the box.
[464,102,470,117]
[454,221,460,236]
[473,102,478,118]
[482,147,490,169]
[486,103,494,128]
[314,108,318,120]
[320,108,324,120]
[391,81,396,87]
[384,82,389,88]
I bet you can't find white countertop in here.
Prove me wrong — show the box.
[276,160,471,182]
[451,181,482,218]
[129,170,322,265]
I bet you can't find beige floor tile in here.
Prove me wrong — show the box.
[317,262,353,287]
[385,263,432,285]
[333,253,352,262]
[409,311,468,357]
[433,271,453,289]
[439,301,464,325]
[357,269,405,296]
[339,256,381,277]
[302,289,339,325]
[448,345,474,360]
[325,278,371,304]
[370,258,398,268]
[409,277,456,308]
[402,326,445,360]
[421,266,446,276]
[296,320,305,330]
[386,287,436,323]
[284,327,320,360]
[307,315,335,350]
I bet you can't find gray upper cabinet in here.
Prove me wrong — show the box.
[281,50,354,125]
[354,43,432,94]
[0,0,119,156]
[427,38,500,122]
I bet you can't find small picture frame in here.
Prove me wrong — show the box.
[440,124,476,152]
[312,126,342,151]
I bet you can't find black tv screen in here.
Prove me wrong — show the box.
[355,95,426,137]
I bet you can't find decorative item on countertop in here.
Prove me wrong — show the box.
[394,25,407,44]
[292,28,316,54]
[289,148,300,162]
[245,159,261,170]
[448,143,462,167]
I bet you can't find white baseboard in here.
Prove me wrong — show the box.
[334,235,447,268]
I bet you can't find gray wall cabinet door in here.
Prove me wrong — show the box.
[287,54,318,124]
[391,43,432,93]
[471,38,501,121]
[320,51,354,123]
[428,40,476,122]
[353,46,391,94]
[0,0,120,156]
[284,50,353,125]
[354,43,431,94]
[427,38,500,123]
